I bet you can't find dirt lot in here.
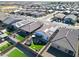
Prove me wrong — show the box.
[0,5,18,13]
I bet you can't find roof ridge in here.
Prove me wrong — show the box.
[52,29,71,42]
[52,36,76,52]
[65,37,76,53]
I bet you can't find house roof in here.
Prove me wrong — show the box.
[12,19,34,28]
[3,15,27,25]
[12,16,35,28]
[54,13,65,19]
[31,11,46,16]
[19,10,33,14]
[51,28,79,53]
[3,15,35,24]
[36,23,58,38]
[64,14,77,21]
[20,21,43,32]
[0,12,10,22]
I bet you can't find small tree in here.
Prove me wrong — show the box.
[7,25,16,32]
[64,18,76,25]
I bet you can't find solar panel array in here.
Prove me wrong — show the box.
[15,20,33,28]
[11,16,36,28]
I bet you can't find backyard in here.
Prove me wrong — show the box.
[5,31,12,35]
[5,30,25,42]
[15,34,25,42]
[7,48,27,57]
[0,41,12,53]
[29,42,44,52]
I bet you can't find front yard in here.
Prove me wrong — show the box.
[15,34,25,42]
[5,31,12,35]
[7,48,27,57]
[29,42,44,52]
[0,41,12,52]
[2,29,12,35]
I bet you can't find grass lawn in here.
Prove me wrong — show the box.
[0,41,11,52]
[8,48,27,57]
[29,42,44,52]
[5,31,12,35]
[16,34,25,42]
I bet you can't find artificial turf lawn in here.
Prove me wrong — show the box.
[8,48,27,57]
[16,34,25,42]
[0,41,11,52]
[29,42,44,52]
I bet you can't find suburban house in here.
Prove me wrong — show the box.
[7,18,43,36]
[15,10,33,16]
[64,14,77,25]
[3,15,27,25]
[3,15,36,32]
[0,12,10,29]
[31,23,59,45]
[30,11,46,17]
[51,13,65,23]
[0,12,10,22]
[54,13,66,20]
[71,11,79,15]
[47,27,79,57]
[16,21,43,36]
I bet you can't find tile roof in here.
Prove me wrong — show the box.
[20,21,43,32]
[51,28,79,53]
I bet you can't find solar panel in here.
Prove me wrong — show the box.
[14,20,34,28]
[16,20,29,28]
[16,23,22,27]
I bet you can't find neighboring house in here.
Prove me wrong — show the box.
[48,10,54,13]
[31,23,59,44]
[5,15,36,33]
[35,23,58,38]
[54,13,65,20]
[3,15,27,32]
[71,11,79,15]
[63,10,71,15]
[17,21,43,36]
[31,11,46,17]
[0,12,10,29]
[12,19,34,28]
[0,12,10,22]
[20,21,43,32]
[16,10,33,16]
[64,14,77,25]
[3,15,27,25]
[9,19,43,36]
[16,9,46,17]
[51,13,65,22]
[47,28,79,57]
